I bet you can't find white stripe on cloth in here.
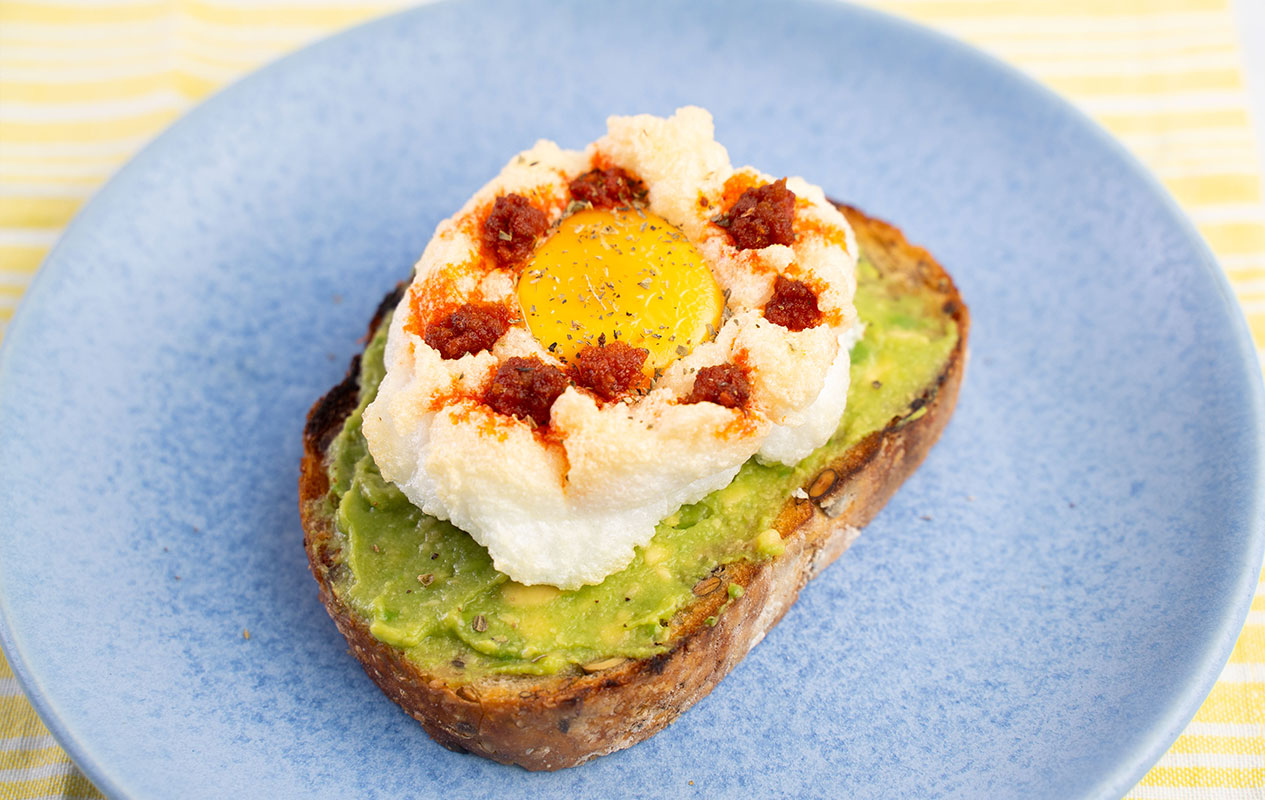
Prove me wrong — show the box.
[0,761,77,782]
[0,734,59,751]
[1151,751,1265,769]
[1181,722,1265,737]
[0,90,185,122]
[0,231,60,248]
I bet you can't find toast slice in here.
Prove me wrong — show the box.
[299,204,968,770]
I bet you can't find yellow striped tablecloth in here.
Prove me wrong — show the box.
[1,1,1262,797]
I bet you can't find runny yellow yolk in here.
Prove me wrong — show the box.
[517,207,724,372]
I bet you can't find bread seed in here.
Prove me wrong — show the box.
[456,686,480,703]
[472,614,488,632]
[692,576,722,596]
[581,657,625,673]
[808,468,838,499]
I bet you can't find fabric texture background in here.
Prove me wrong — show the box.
[0,1,1261,797]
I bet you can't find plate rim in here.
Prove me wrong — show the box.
[0,1,1262,797]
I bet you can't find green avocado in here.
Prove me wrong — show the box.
[322,255,957,676]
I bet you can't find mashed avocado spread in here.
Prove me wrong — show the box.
[323,255,957,676]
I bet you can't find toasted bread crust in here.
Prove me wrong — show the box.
[299,205,968,770]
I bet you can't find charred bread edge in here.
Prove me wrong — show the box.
[298,203,969,771]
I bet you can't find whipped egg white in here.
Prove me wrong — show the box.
[363,107,858,589]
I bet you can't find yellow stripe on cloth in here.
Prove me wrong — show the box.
[1192,681,1265,724]
[0,2,168,25]
[1,1,1263,799]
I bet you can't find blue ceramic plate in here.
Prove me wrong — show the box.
[1,1,1262,797]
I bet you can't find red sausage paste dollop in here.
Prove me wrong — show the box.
[424,302,512,359]
[571,339,649,400]
[717,178,796,250]
[483,193,548,267]
[568,167,647,208]
[763,275,822,332]
[485,356,570,427]
[684,363,751,409]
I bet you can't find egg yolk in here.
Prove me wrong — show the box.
[517,207,724,372]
